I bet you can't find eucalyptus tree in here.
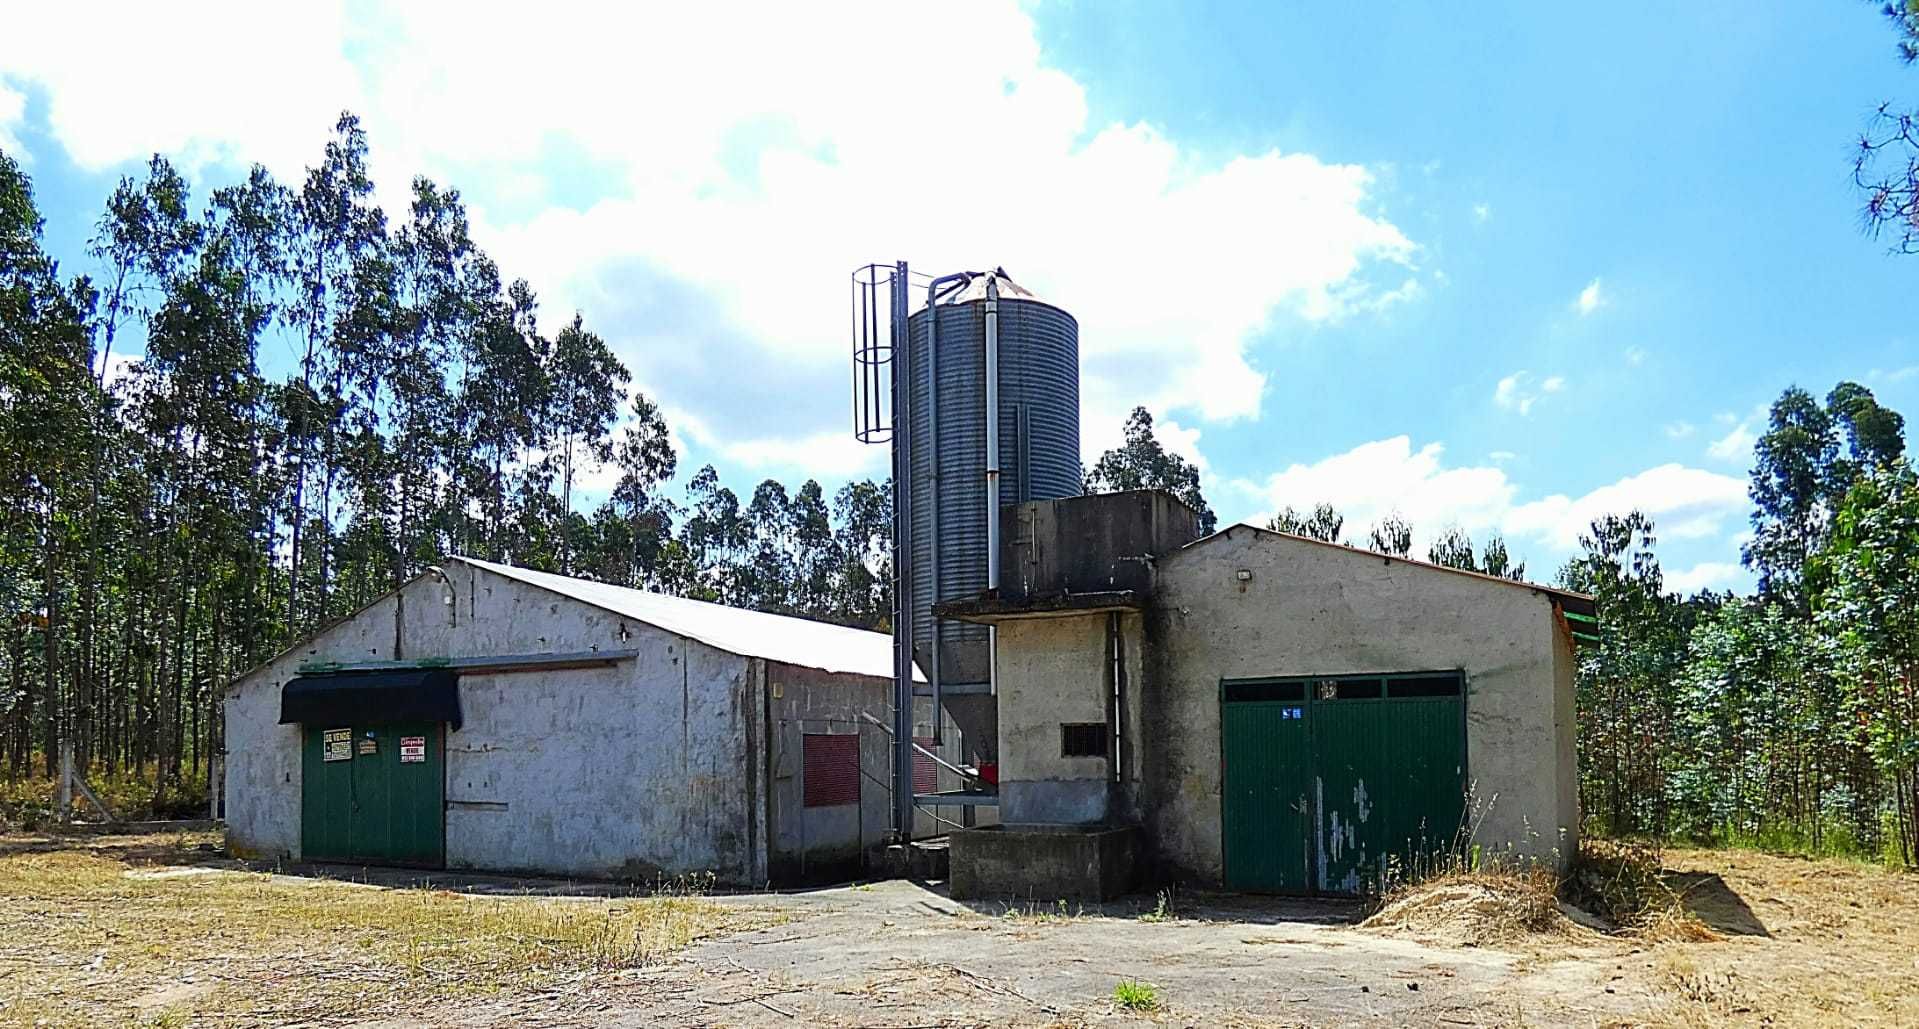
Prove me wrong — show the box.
[1267,503,1344,542]
[544,314,628,573]
[1365,514,1413,557]
[1560,511,1682,834]
[0,152,99,775]
[608,391,679,587]
[284,113,386,631]
[1746,387,1840,613]
[1812,464,1919,863]
[1084,406,1217,534]
[682,464,746,603]
[132,233,266,792]
[830,478,892,629]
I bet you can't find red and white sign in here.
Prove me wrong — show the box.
[399,736,427,763]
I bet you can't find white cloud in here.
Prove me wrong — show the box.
[1238,435,1748,558]
[1666,561,1748,594]
[0,2,1420,440]
[0,83,23,158]
[1472,202,1491,223]
[1707,422,1757,463]
[668,405,884,481]
[1664,421,1696,440]
[1576,278,1605,315]
[1625,346,1646,366]
[1488,450,1517,463]
[1494,370,1565,416]
[0,2,359,179]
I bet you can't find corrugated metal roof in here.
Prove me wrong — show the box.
[454,557,919,681]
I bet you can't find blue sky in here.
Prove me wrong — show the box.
[4,2,1915,591]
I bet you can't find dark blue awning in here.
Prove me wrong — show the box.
[279,669,462,730]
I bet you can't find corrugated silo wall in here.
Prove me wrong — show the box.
[906,296,1080,761]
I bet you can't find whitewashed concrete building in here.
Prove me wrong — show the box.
[224,557,951,884]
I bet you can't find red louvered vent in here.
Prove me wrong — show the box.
[803,733,860,808]
[913,737,938,795]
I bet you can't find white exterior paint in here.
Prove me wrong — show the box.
[983,524,1579,887]
[224,558,932,883]
[1146,527,1579,877]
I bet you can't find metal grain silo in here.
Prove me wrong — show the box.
[905,270,1080,760]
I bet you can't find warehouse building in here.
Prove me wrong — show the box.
[942,490,1592,899]
[223,556,956,884]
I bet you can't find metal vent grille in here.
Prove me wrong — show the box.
[913,736,937,794]
[802,733,860,808]
[1060,722,1107,759]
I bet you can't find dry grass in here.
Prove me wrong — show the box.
[1640,847,1919,1028]
[1361,865,1571,945]
[1563,838,1718,942]
[0,830,748,1027]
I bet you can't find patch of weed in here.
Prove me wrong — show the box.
[1113,978,1160,1012]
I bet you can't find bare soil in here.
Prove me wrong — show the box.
[3,830,1916,1027]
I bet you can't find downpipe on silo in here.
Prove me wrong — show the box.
[923,271,973,749]
[984,277,1001,702]
[890,260,915,844]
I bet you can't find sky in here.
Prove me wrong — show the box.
[4,1,1916,593]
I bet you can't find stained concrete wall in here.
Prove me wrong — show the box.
[225,561,767,882]
[764,665,962,882]
[992,612,1145,824]
[1146,528,1579,881]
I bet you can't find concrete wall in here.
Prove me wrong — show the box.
[763,664,960,882]
[224,562,765,882]
[1146,528,1578,881]
[992,611,1145,824]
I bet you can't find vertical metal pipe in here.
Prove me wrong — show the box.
[984,277,1001,702]
[890,261,915,842]
[920,271,974,747]
[926,285,941,746]
[985,276,1001,589]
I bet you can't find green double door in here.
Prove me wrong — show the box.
[301,722,445,866]
[1221,674,1465,895]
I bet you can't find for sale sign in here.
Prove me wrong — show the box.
[322,728,351,763]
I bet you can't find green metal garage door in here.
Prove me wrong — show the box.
[301,723,445,866]
[1221,672,1465,895]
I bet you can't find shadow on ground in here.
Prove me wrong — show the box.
[1668,869,1772,936]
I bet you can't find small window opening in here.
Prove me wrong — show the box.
[1318,678,1381,700]
[1060,722,1107,758]
[1223,680,1306,703]
[1387,674,1463,698]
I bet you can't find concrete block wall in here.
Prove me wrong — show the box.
[992,611,1145,825]
[1145,528,1579,881]
[224,562,765,882]
[764,663,961,882]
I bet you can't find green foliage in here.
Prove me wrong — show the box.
[1084,406,1218,533]
[1855,2,1919,252]
[0,117,897,792]
[1112,979,1160,1012]
[1366,513,1413,557]
[1566,381,1919,865]
[1267,502,1344,542]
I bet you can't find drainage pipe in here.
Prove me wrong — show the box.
[984,276,1001,700]
[923,271,973,747]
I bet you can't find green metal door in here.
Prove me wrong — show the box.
[1221,681,1314,891]
[301,722,445,866]
[1220,672,1465,896]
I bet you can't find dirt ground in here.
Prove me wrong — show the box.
[3,830,1916,1027]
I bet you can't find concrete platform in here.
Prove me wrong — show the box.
[948,823,1140,902]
